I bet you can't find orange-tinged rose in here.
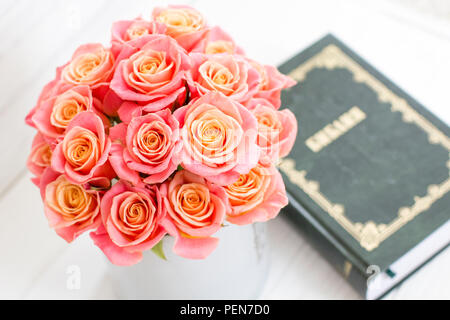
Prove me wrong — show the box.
[89,181,166,266]
[189,54,260,103]
[32,86,106,140]
[160,170,228,259]
[225,163,288,225]
[174,92,260,186]
[226,165,270,211]
[46,176,98,223]
[152,5,208,51]
[40,170,101,242]
[111,18,166,46]
[52,112,114,186]
[109,109,182,185]
[50,90,90,130]
[248,59,296,109]
[155,7,204,38]
[27,133,53,186]
[63,128,101,172]
[125,21,152,41]
[205,40,234,55]
[170,182,215,232]
[191,26,243,55]
[110,35,191,111]
[62,43,115,87]
[246,98,297,164]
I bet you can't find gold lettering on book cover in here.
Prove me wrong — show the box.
[305,106,366,152]
[281,45,450,252]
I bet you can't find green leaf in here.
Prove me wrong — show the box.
[177,165,184,171]
[151,239,167,261]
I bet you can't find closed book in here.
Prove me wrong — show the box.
[278,34,450,299]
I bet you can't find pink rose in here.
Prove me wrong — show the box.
[62,43,115,88]
[247,98,297,164]
[109,109,182,185]
[160,170,227,259]
[110,18,166,58]
[27,133,52,186]
[188,53,260,103]
[25,65,66,129]
[110,35,191,113]
[250,60,296,109]
[191,26,244,55]
[152,5,208,51]
[60,43,118,115]
[51,111,114,187]
[111,18,166,44]
[39,169,101,242]
[225,163,288,225]
[31,86,107,141]
[174,92,260,186]
[90,180,166,266]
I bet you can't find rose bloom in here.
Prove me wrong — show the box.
[111,18,166,45]
[31,86,106,141]
[40,169,101,242]
[191,26,244,55]
[174,92,260,186]
[51,111,114,187]
[25,65,67,129]
[90,180,166,266]
[225,163,288,225]
[246,98,297,164]
[160,170,227,259]
[27,133,52,186]
[249,60,297,109]
[110,35,191,113]
[62,43,115,88]
[109,109,182,185]
[152,5,208,51]
[188,53,260,103]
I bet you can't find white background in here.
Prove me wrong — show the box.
[0,0,449,299]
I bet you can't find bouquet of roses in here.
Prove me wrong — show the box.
[25,5,297,266]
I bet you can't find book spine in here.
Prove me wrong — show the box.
[283,192,370,298]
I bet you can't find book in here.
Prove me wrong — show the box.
[278,34,450,299]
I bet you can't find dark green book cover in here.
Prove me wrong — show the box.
[278,34,450,299]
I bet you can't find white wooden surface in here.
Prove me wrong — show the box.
[0,0,449,300]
